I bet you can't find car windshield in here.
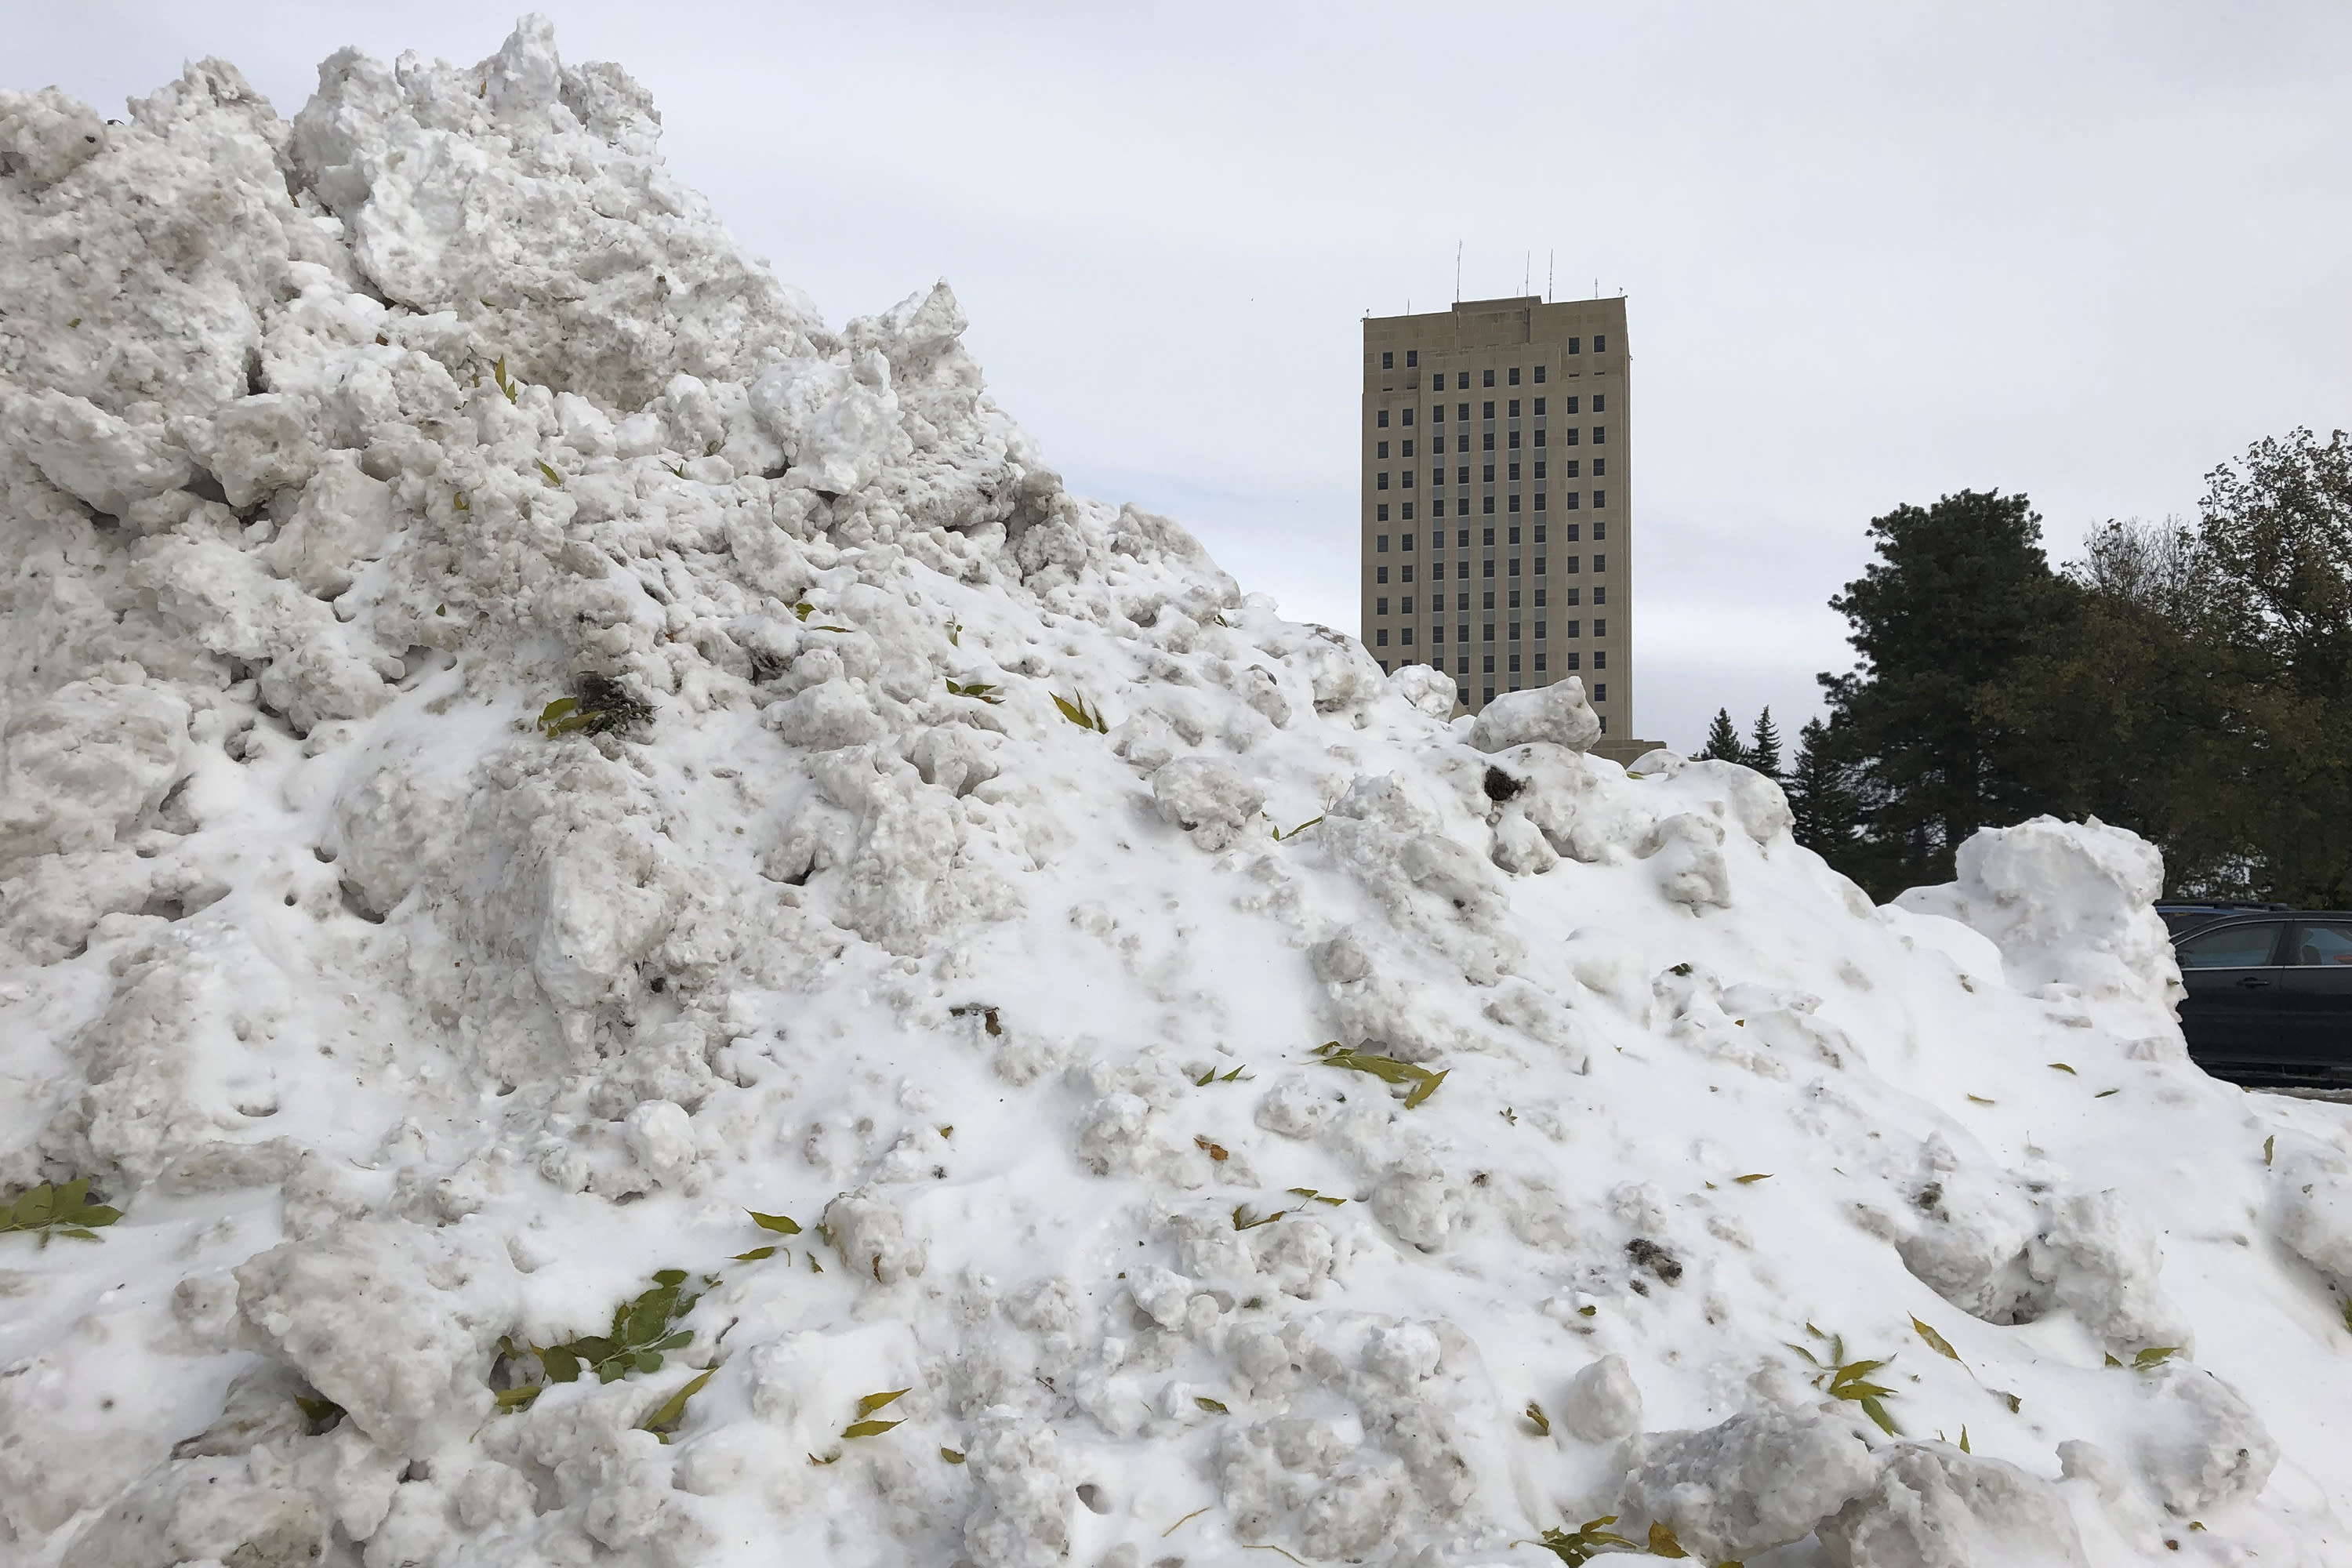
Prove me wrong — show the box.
[2175,922,2282,969]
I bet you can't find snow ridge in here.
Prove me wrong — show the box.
[3,20,2350,1568]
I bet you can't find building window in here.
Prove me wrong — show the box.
[1375,565,1388,583]
[1483,401,1495,419]
[1594,336,1606,353]
[1431,498,1446,516]
[1508,589,1522,608]
[1377,535,1390,554]
[1455,529,1469,548]
[1483,528,1495,545]
[1534,619,1546,639]
[1508,430,1521,450]
[1593,521,1606,540]
[1377,410,1389,428]
[1564,492,1580,510]
[1534,463,1546,481]
[1456,561,1469,580]
[1534,555,1545,574]
[1457,686,1471,704]
[1508,493,1521,514]
[1510,368,1522,386]
[1483,590,1495,608]
[1402,502,1415,518]
[1533,430,1545,449]
[1508,399,1520,418]
[1563,587,1580,605]
[1593,394,1606,413]
[1377,473,1390,491]
[1592,458,1605,477]
[1377,441,1389,459]
[1593,618,1606,637]
[1483,369,1495,387]
[1565,651,1581,670]
[1593,586,1607,604]
[1380,660,1392,673]
[1562,619,1577,637]
[1534,652,1546,670]
[1508,556,1521,575]
[1561,524,1580,543]
[1563,460,1579,479]
[1592,426,1606,445]
[1593,554,1606,572]
[1534,589,1548,608]
[1534,492,1546,510]
[1564,397,1580,415]
[1455,624,1467,642]
[1403,408,1415,426]
[1432,403,1446,423]
[1403,471,1415,490]
[1593,490,1606,508]
[1482,558,1495,579]
[1401,440,1414,458]
[1483,655,1496,671]
[1534,365,1547,383]
[1593,650,1606,669]
[1534,397,1546,416]
[1401,534,1416,553]
[1402,626,1414,644]
[1594,682,1607,701]
[1406,350,1418,368]
[1376,628,1389,645]
[1563,428,1579,447]
[1508,463,1520,482]
[1483,625,1496,643]
[1507,526,1520,544]
[1482,495,1495,514]
[1508,653,1521,672]
[1563,555,1580,573]
[1483,686,1495,702]
[1457,402,1470,420]
[1457,465,1470,485]
[1375,597,1388,614]
[1508,619,1521,639]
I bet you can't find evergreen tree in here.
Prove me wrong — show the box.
[1817,489,2072,895]
[1748,706,1783,779]
[1696,707,1748,765]
[1785,717,1865,862]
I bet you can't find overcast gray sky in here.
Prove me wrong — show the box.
[11,2,2351,750]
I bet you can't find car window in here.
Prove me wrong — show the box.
[2289,921,2352,967]
[2175,922,2285,969]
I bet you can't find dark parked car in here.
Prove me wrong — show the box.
[2158,902,2291,938]
[2172,912,2352,1086]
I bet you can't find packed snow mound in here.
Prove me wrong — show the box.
[4,21,2351,1568]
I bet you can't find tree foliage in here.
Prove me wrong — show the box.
[1784,435,2352,905]
[1696,707,1748,766]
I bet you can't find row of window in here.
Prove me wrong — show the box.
[1370,614,1609,647]
[1377,524,1603,551]
[1370,584,1609,612]
[1374,491,1606,520]
[1372,555,1608,586]
[1375,394,1605,429]
[1375,436,1606,464]
[1377,344,1608,374]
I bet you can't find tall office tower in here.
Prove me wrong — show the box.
[1360,296,1650,755]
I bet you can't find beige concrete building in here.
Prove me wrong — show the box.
[1360,296,1654,757]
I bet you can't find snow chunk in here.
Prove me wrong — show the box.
[2130,1363,2278,1514]
[1623,1406,1882,1561]
[4,389,191,516]
[1563,1354,1642,1441]
[1895,816,2180,1014]
[234,1218,521,1448]
[1466,676,1600,753]
[0,677,188,866]
[1152,753,1265,851]
[1819,1441,2086,1568]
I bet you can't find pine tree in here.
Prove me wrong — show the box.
[1697,707,1748,765]
[1786,717,1865,865]
[1748,706,1783,779]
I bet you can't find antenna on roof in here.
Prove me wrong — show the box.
[1455,241,1462,304]
[1548,250,1554,303]
[1523,252,1530,296]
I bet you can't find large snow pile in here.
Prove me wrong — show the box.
[3,21,2350,1568]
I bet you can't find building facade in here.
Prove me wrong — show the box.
[1359,296,1642,746]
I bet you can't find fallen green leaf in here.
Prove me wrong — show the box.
[842,1418,903,1439]
[855,1388,910,1419]
[1194,1396,1229,1414]
[2133,1346,2180,1369]
[1052,691,1109,732]
[1523,1400,1551,1436]
[750,1210,803,1235]
[732,1247,777,1261]
[941,1446,965,1464]
[535,459,563,488]
[1911,1317,1961,1363]
[1733,1173,1772,1185]
[1648,1519,1690,1557]
[2049,1062,2077,1075]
